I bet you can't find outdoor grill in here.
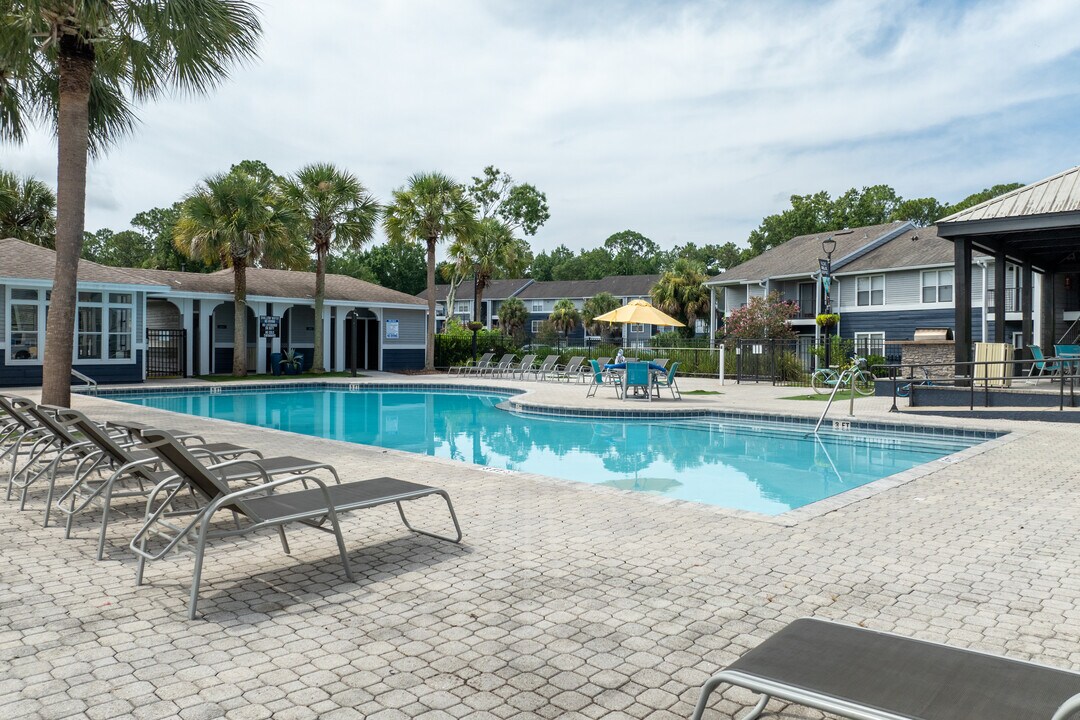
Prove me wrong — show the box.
[912,328,953,342]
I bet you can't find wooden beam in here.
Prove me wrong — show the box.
[955,237,972,374]
[994,245,1007,343]
[1022,259,1034,351]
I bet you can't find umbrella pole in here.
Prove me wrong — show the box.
[624,322,629,350]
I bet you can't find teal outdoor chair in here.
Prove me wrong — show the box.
[654,361,681,399]
[586,359,622,399]
[1028,345,1061,384]
[623,361,652,401]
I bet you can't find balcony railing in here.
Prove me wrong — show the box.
[986,288,1021,313]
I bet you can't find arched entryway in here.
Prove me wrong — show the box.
[345,308,379,371]
[210,302,257,374]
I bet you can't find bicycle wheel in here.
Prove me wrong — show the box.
[895,381,911,398]
[852,370,876,396]
[810,371,832,394]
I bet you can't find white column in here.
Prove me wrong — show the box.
[321,305,332,370]
[334,308,346,372]
[709,287,716,348]
[254,301,268,374]
[181,299,195,377]
[199,301,219,375]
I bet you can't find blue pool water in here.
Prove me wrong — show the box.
[109,387,983,515]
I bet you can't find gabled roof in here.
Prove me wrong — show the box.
[416,278,534,302]
[937,167,1080,224]
[516,275,662,300]
[0,238,165,287]
[706,221,910,285]
[836,226,986,274]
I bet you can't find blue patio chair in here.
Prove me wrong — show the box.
[1028,345,1060,384]
[653,361,681,400]
[623,361,652,402]
[586,359,622,399]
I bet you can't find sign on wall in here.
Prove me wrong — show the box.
[259,315,280,338]
[385,319,399,339]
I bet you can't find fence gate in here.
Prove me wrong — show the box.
[146,329,186,378]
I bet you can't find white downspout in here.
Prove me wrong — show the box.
[709,286,717,349]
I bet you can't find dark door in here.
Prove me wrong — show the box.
[366,319,379,370]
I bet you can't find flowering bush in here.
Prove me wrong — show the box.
[723,291,798,339]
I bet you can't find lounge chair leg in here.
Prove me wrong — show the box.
[691,675,769,720]
[278,527,291,555]
[188,522,211,620]
[96,484,114,560]
[324,509,354,582]
[396,492,463,543]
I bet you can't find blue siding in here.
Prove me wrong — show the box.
[383,348,424,371]
[0,351,144,388]
[826,309,991,341]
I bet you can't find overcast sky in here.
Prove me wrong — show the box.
[5,0,1080,254]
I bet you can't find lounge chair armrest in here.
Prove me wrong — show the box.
[202,458,273,484]
[203,474,336,518]
[1052,692,1080,720]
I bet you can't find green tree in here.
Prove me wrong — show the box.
[831,185,903,228]
[651,258,709,338]
[582,291,620,340]
[890,197,947,227]
[943,183,1024,217]
[746,191,833,257]
[132,202,216,271]
[604,230,662,275]
[552,246,614,280]
[467,165,550,236]
[549,298,581,343]
[283,163,380,372]
[668,241,745,277]
[723,291,798,339]
[174,171,299,376]
[384,172,478,370]
[0,170,56,247]
[448,217,531,321]
[496,296,528,343]
[530,244,574,280]
[353,239,427,295]
[81,228,149,267]
[1,0,261,406]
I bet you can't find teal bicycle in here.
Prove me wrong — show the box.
[810,356,875,396]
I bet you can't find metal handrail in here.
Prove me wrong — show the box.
[812,365,859,434]
[71,369,97,392]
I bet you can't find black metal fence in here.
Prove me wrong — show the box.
[733,337,906,387]
[146,329,186,378]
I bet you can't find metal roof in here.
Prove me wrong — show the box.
[937,166,1080,224]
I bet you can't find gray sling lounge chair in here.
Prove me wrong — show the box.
[131,429,463,619]
[692,617,1080,720]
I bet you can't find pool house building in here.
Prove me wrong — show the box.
[1,238,428,387]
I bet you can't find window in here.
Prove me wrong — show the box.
[531,320,543,333]
[921,270,954,303]
[9,289,41,361]
[630,324,645,333]
[856,275,884,306]
[854,332,885,356]
[8,287,135,363]
[454,302,470,314]
[531,301,544,312]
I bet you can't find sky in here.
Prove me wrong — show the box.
[5,0,1080,255]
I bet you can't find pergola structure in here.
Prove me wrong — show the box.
[936,166,1080,368]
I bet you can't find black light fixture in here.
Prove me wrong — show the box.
[821,236,836,258]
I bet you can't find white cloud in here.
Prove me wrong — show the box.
[5,0,1080,252]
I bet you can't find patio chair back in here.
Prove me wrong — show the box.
[56,408,160,483]
[653,358,669,369]
[0,395,38,431]
[138,428,250,515]
[589,359,605,384]
[1029,345,1057,370]
[1054,344,1080,357]
[23,404,81,448]
[516,354,536,370]
[536,355,558,372]
[492,353,516,372]
[473,352,495,367]
[625,362,650,389]
[663,362,679,385]
[595,357,610,369]
[562,357,584,374]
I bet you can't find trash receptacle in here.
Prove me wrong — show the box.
[270,352,282,375]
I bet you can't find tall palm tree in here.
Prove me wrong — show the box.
[0,170,56,247]
[384,172,478,370]
[448,217,531,324]
[651,258,710,338]
[496,296,528,341]
[549,299,581,344]
[0,1,262,406]
[175,172,299,377]
[282,163,380,372]
[582,291,620,341]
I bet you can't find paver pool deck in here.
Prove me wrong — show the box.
[2,373,1078,720]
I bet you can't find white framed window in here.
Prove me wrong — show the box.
[530,320,543,333]
[531,301,544,312]
[630,324,645,333]
[921,270,954,303]
[8,288,43,362]
[454,301,470,314]
[435,302,446,316]
[856,275,884,306]
[6,286,135,364]
[854,331,885,356]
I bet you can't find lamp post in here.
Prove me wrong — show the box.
[820,236,836,368]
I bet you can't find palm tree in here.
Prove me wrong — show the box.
[0,170,56,247]
[384,172,478,370]
[652,258,710,338]
[497,296,528,342]
[448,217,531,324]
[1,1,262,406]
[175,172,299,377]
[549,299,581,345]
[282,163,380,372]
[582,291,620,341]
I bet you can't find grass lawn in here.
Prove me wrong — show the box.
[196,372,363,382]
[681,389,723,395]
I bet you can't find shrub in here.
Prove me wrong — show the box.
[434,331,518,369]
[724,291,798,339]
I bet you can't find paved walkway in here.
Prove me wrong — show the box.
[2,374,1078,719]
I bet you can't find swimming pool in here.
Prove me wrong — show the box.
[107,386,986,515]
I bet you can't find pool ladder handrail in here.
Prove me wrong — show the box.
[812,365,859,434]
[71,369,98,393]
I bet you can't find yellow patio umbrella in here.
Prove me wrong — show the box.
[592,299,684,348]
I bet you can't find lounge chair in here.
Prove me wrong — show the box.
[130,429,462,619]
[465,352,498,376]
[52,407,340,559]
[623,361,652,401]
[652,358,669,369]
[549,356,585,382]
[508,354,537,380]
[653,361,681,399]
[692,617,1080,720]
[448,352,493,376]
[1028,345,1061,384]
[526,355,559,381]
[586,360,622,399]
[483,353,516,377]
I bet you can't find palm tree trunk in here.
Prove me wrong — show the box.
[41,37,95,408]
[233,261,248,376]
[476,274,488,327]
[313,246,327,372]
[426,237,437,370]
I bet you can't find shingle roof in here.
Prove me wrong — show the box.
[516,275,662,300]
[416,278,534,301]
[937,166,1080,224]
[836,226,986,273]
[706,221,909,284]
[0,238,164,286]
